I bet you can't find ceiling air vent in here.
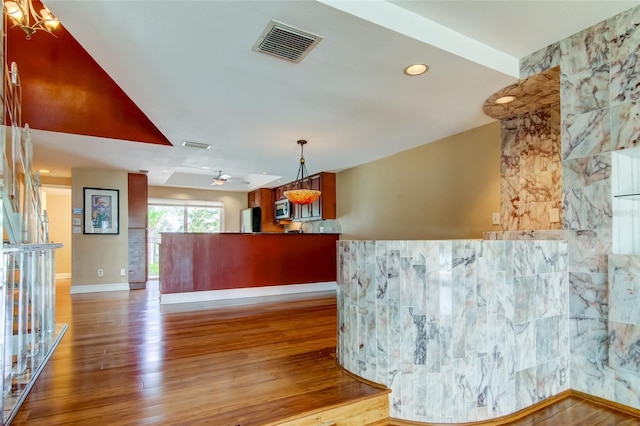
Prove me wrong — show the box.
[253,20,322,63]
[182,141,211,150]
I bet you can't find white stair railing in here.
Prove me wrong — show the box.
[0,14,61,426]
[2,243,62,425]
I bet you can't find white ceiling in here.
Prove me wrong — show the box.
[32,0,638,192]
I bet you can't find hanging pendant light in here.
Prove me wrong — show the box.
[284,140,321,205]
[4,0,60,39]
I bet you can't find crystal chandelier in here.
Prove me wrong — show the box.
[4,0,60,39]
[284,140,321,205]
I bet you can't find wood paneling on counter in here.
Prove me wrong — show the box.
[160,233,339,294]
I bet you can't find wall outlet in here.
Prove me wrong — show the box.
[97,269,104,277]
[549,208,560,223]
[559,367,566,386]
[491,212,500,225]
[120,269,126,276]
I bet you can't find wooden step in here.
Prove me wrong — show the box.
[264,392,390,426]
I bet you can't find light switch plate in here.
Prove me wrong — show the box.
[549,208,560,223]
[492,212,500,225]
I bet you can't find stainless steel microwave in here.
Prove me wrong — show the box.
[274,199,292,220]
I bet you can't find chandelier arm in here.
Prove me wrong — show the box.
[4,0,59,38]
[27,0,52,20]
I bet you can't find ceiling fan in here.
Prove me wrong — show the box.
[211,170,232,186]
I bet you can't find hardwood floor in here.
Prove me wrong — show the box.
[9,279,640,425]
[503,395,640,426]
[11,279,387,425]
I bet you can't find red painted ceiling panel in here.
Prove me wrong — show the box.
[6,3,172,146]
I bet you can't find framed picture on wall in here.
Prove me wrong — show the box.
[83,187,119,234]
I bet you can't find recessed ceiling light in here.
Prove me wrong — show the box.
[403,64,429,76]
[495,95,516,104]
[38,169,51,174]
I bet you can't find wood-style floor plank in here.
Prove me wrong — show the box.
[11,280,386,425]
[505,396,640,426]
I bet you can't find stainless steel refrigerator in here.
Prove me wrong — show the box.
[240,207,261,233]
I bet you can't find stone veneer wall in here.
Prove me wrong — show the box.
[336,239,569,423]
[500,105,562,231]
[497,4,640,410]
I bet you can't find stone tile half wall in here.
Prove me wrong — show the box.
[336,239,569,423]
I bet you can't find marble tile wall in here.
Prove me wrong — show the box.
[500,106,562,231]
[485,229,614,399]
[336,239,569,423]
[511,4,640,410]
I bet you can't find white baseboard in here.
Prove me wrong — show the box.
[69,283,130,294]
[56,273,72,279]
[160,282,337,305]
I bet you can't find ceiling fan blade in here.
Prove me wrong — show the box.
[211,170,231,186]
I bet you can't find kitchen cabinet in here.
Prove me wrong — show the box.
[273,184,292,202]
[290,172,336,221]
[247,188,282,232]
[248,189,261,208]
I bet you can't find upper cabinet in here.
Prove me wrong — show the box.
[251,172,337,227]
[273,183,291,202]
[248,189,261,208]
[291,172,336,221]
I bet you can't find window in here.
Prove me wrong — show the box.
[148,199,224,277]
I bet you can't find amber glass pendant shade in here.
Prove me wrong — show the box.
[284,188,321,205]
[284,140,321,205]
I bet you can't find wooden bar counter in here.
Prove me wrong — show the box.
[159,233,339,294]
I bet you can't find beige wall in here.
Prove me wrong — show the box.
[57,124,500,284]
[71,169,129,287]
[42,188,72,276]
[148,186,247,232]
[60,176,246,288]
[61,169,247,286]
[337,122,501,240]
